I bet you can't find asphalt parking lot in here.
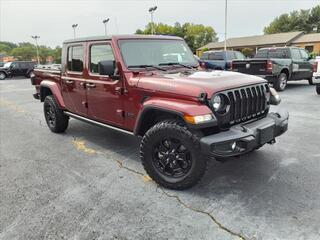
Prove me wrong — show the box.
[0,77,320,240]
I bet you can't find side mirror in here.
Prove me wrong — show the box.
[269,87,281,105]
[98,60,116,76]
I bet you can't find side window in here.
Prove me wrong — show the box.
[299,49,309,60]
[201,52,209,60]
[90,44,115,74]
[291,49,301,59]
[67,45,84,72]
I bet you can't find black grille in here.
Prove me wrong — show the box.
[215,83,269,126]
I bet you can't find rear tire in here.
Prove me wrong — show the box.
[43,95,69,133]
[316,85,320,95]
[0,72,6,80]
[140,120,207,190]
[274,72,288,91]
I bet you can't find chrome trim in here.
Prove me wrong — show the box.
[64,111,134,135]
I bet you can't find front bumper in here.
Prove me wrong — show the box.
[200,109,289,158]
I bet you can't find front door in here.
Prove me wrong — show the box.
[61,44,88,116]
[85,42,125,128]
[299,49,313,79]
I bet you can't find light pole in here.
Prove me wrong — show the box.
[31,35,40,65]
[148,6,157,35]
[72,24,78,39]
[103,18,110,35]
[224,0,228,51]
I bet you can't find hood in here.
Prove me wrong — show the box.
[136,70,267,98]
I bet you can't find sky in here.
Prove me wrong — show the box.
[0,0,319,47]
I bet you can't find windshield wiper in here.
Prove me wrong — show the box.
[127,64,167,71]
[159,62,195,69]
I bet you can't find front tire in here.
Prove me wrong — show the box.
[274,72,288,91]
[140,120,207,190]
[44,95,69,133]
[0,72,6,80]
[316,85,320,95]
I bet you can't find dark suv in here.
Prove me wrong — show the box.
[0,61,36,80]
[200,50,245,70]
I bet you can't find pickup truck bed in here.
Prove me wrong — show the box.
[231,47,314,91]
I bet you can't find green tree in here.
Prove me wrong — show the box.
[264,5,320,34]
[10,45,36,61]
[135,22,217,52]
[0,41,18,54]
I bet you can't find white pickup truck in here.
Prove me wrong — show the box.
[314,57,320,94]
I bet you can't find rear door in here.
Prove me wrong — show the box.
[290,48,305,80]
[299,49,313,79]
[61,44,88,116]
[85,41,125,127]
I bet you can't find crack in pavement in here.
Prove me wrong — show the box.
[74,138,248,240]
[158,188,247,240]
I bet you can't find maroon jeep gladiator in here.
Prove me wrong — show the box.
[31,35,289,189]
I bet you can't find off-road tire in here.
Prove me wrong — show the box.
[140,120,207,190]
[274,72,288,91]
[316,85,320,95]
[43,95,69,133]
[0,72,6,80]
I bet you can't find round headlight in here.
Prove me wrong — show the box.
[212,95,223,111]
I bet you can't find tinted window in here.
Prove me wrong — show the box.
[201,52,209,60]
[300,49,309,60]
[255,49,268,58]
[268,49,289,59]
[291,49,301,59]
[234,51,245,59]
[67,46,84,72]
[90,44,115,74]
[227,51,245,60]
[209,52,224,60]
[226,51,236,60]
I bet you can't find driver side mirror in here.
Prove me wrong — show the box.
[98,60,116,77]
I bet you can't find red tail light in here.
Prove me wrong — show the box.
[313,61,318,72]
[267,60,273,73]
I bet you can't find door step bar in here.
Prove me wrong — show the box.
[64,111,134,135]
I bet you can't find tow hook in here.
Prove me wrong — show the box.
[268,139,276,145]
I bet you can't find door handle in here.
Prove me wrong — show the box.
[86,83,96,89]
[65,80,74,84]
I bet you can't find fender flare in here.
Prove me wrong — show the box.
[134,97,214,135]
[40,80,66,109]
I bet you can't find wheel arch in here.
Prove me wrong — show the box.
[280,68,290,79]
[134,106,185,136]
[39,80,66,109]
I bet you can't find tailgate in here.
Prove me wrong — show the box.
[232,59,268,75]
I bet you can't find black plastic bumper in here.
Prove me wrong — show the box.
[200,109,289,158]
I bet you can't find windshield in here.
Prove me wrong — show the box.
[119,39,198,68]
[3,62,12,68]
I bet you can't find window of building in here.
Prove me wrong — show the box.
[67,45,84,72]
[90,44,115,74]
[305,46,314,53]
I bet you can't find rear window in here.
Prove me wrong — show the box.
[255,49,268,58]
[268,49,289,58]
[209,52,224,60]
[67,45,84,72]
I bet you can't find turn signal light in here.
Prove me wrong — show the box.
[184,114,213,124]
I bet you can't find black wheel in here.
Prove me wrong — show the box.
[140,120,207,190]
[316,85,320,95]
[43,95,69,133]
[0,72,6,80]
[308,77,314,85]
[274,72,288,91]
